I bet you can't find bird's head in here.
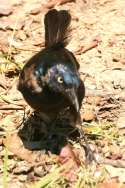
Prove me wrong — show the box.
[45,64,81,112]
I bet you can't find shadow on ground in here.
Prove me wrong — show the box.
[18,112,80,154]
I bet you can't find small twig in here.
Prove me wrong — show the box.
[14,47,41,53]
[44,0,74,8]
[0,95,26,107]
[75,40,98,55]
[0,105,24,110]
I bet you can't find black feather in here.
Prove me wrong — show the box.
[44,9,71,48]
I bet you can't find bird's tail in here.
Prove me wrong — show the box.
[44,9,71,48]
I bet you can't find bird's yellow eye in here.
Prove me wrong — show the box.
[57,76,63,83]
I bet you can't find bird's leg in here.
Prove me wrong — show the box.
[77,112,95,164]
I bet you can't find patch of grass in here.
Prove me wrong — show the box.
[0,14,24,74]
[83,121,119,141]
[0,53,23,73]
[30,159,108,188]
[74,163,107,188]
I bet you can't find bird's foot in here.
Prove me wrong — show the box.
[77,126,96,164]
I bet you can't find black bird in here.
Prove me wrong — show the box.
[18,9,85,125]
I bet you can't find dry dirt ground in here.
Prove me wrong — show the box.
[0,0,125,187]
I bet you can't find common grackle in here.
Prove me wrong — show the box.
[18,9,85,125]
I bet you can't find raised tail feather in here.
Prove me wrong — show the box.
[44,9,71,48]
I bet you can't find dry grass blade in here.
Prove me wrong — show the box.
[0,105,24,110]
[31,161,73,188]
[0,53,23,72]
[0,95,25,107]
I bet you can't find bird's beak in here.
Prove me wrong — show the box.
[66,88,79,112]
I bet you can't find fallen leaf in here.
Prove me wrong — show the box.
[117,112,125,129]
[81,110,95,121]
[0,16,24,30]
[86,96,102,105]
[3,133,58,164]
[59,144,80,166]
[13,161,32,174]
[0,7,12,16]
[105,165,125,183]
[99,179,125,188]
[59,144,81,183]
[0,0,13,16]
